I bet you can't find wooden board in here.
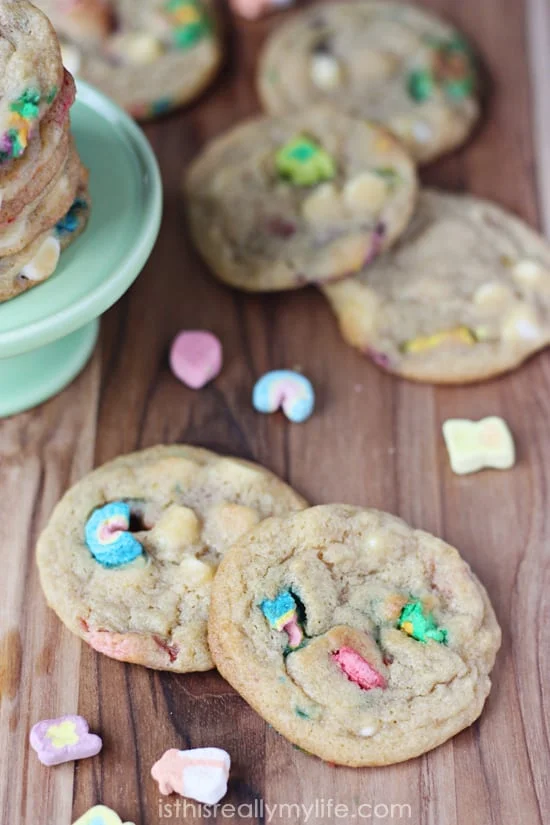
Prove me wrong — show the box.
[2,0,550,822]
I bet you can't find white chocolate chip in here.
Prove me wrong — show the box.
[61,43,81,77]
[501,304,544,341]
[302,183,342,223]
[358,723,379,737]
[19,235,60,282]
[112,32,164,65]
[309,53,342,91]
[209,503,261,544]
[152,505,201,560]
[343,172,388,214]
[512,259,545,284]
[412,120,434,144]
[473,281,514,307]
[178,556,215,587]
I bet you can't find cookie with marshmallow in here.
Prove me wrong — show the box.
[323,190,550,383]
[185,106,417,292]
[34,0,223,119]
[208,504,501,766]
[37,445,307,673]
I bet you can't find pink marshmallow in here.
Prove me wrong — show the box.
[332,646,386,691]
[169,331,223,390]
[229,0,294,20]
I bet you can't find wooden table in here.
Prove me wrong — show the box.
[2,0,550,822]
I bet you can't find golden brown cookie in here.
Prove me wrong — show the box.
[185,106,417,292]
[37,445,308,673]
[0,0,64,165]
[322,189,550,383]
[34,0,223,118]
[208,504,501,766]
[258,1,480,164]
[0,70,75,224]
[0,173,90,302]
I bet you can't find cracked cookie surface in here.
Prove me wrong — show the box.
[208,504,501,766]
[37,445,307,672]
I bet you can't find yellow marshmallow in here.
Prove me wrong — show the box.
[442,416,516,475]
[152,505,201,560]
[402,326,476,354]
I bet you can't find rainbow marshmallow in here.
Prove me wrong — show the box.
[261,590,304,649]
[252,370,315,423]
[84,501,143,568]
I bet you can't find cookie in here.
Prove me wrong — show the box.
[208,504,501,766]
[185,106,417,291]
[0,0,64,164]
[258,1,480,164]
[37,445,307,673]
[322,190,550,383]
[0,177,90,302]
[34,0,222,118]
[0,69,75,224]
[0,138,82,258]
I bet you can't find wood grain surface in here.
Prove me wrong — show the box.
[2,0,550,823]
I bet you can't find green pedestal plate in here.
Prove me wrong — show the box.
[0,81,162,418]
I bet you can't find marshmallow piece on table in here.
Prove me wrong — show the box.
[253,370,315,423]
[72,805,135,825]
[30,714,102,767]
[170,330,223,389]
[442,416,516,475]
[152,747,231,805]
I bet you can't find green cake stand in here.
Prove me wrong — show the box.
[0,81,162,418]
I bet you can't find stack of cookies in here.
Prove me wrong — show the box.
[184,0,550,385]
[0,0,90,303]
[33,0,222,119]
[36,445,501,767]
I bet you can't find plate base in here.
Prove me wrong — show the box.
[0,319,99,418]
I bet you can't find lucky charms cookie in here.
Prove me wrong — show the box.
[33,0,223,118]
[185,106,417,291]
[258,1,480,164]
[37,445,307,672]
[322,189,550,383]
[0,0,63,165]
[0,3,91,302]
[208,504,501,766]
